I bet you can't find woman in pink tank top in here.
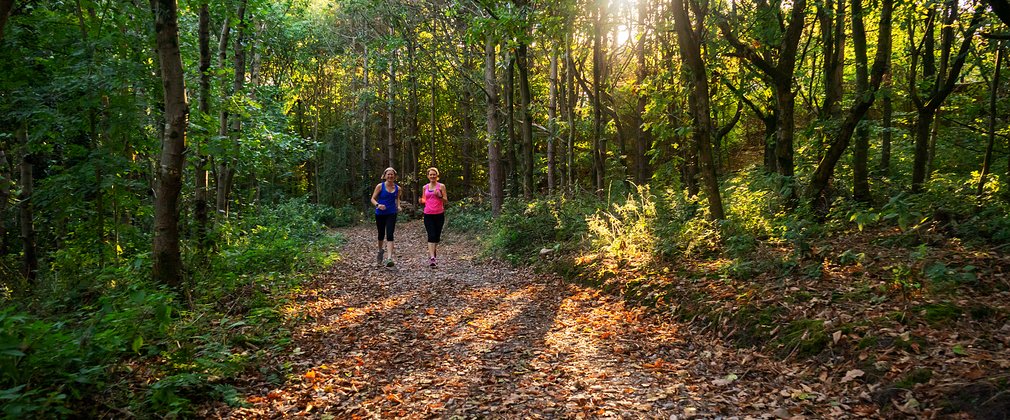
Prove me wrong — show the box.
[418,167,446,268]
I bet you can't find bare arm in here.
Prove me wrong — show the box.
[370,184,385,210]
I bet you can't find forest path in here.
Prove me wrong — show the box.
[207,220,861,418]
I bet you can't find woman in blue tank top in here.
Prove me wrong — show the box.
[370,167,402,267]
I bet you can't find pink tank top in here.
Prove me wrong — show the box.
[423,183,445,214]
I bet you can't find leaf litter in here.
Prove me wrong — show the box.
[196,221,1010,419]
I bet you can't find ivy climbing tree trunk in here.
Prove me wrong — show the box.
[150,0,188,290]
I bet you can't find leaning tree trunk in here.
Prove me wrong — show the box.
[485,34,504,216]
[806,0,893,207]
[150,0,189,290]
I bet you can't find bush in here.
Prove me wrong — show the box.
[484,194,597,263]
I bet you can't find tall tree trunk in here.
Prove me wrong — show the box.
[879,70,893,174]
[17,125,37,284]
[978,43,1003,200]
[218,0,245,215]
[806,0,893,206]
[851,0,871,203]
[0,149,9,255]
[408,40,420,207]
[0,0,13,43]
[718,0,807,195]
[633,0,650,185]
[150,0,188,290]
[195,0,210,250]
[548,49,558,193]
[518,41,534,198]
[565,29,576,188]
[910,4,983,192]
[818,0,846,120]
[485,34,504,215]
[592,0,606,194]
[505,52,518,196]
[387,29,396,168]
[361,46,370,208]
[672,0,725,219]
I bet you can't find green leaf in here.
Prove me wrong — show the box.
[132,336,144,353]
[952,345,967,356]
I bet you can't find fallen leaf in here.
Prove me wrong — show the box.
[841,369,865,383]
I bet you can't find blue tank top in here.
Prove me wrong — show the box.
[375,183,398,215]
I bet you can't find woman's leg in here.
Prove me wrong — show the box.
[375,215,388,264]
[384,214,397,262]
[424,214,436,259]
[432,213,445,257]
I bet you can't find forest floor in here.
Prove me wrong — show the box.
[197,220,1010,419]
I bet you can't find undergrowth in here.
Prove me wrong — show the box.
[0,198,346,417]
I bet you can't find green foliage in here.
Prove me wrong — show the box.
[484,194,597,263]
[446,198,493,233]
[586,185,657,263]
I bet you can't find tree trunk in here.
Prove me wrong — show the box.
[218,0,245,215]
[17,125,37,284]
[718,0,807,195]
[806,0,893,206]
[0,149,9,255]
[505,53,518,196]
[633,0,650,185]
[150,0,189,290]
[851,0,871,203]
[672,0,725,219]
[485,34,504,215]
[978,43,1003,200]
[0,0,13,43]
[387,29,396,169]
[548,50,558,194]
[408,40,420,207]
[565,30,576,188]
[592,0,606,194]
[518,42,534,198]
[910,4,983,192]
[195,0,210,250]
[879,71,893,174]
[361,46,370,208]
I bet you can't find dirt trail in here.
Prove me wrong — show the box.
[205,220,874,418]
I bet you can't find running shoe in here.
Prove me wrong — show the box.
[429,257,436,268]
[377,249,385,266]
[384,258,395,267]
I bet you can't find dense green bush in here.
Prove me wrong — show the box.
[484,194,598,263]
[0,198,344,417]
